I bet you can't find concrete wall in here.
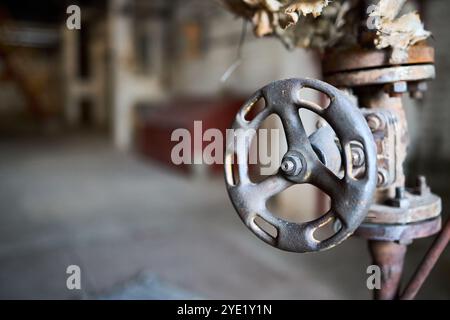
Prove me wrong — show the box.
[172,11,320,96]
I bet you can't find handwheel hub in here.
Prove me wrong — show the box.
[281,151,304,177]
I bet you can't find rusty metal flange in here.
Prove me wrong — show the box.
[325,65,435,88]
[224,78,377,252]
[355,216,442,244]
[322,45,435,75]
[365,191,441,225]
[323,45,435,88]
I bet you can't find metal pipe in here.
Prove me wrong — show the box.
[368,240,407,300]
[400,217,450,300]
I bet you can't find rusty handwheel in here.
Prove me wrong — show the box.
[224,78,377,252]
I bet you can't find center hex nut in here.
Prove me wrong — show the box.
[281,153,303,176]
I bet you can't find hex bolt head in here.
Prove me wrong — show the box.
[351,146,365,168]
[377,170,387,187]
[409,81,428,100]
[366,114,383,132]
[281,160,294,172]
[385,81,407,97]
[417,81,428,91]
[392,81,408,93]
[281,154,303,176]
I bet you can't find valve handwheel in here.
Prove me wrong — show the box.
[225,78,377,252]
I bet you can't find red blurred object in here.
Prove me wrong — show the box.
[135,96,245,174]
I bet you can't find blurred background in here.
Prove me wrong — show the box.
[0,0,449,299]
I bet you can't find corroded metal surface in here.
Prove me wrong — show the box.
[401,217,450,300]
[359,92,408,201]
[369,240,407,300]
[355,216,441,243]
[224,78,377,252]
[322,45,435,74]
[323,42,443,299]
[325,64,435,88]
[365,191,441,224]
[361,108,400,192]
[219,0,445,299]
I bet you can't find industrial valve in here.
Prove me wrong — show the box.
[224,78,377,252]
[220,0,447,300]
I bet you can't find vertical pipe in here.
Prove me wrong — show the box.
[401,217,450,300]
[368,240,407,300]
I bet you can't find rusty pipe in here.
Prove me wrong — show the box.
[400,217,450,300]
[368,240,407,300]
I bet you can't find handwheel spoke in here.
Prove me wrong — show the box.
[279,106,311,152]
[254,172,293,202]
[309,159,342,200]
[247,107,272,130]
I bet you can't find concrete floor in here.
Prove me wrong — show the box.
[0,133,449,299]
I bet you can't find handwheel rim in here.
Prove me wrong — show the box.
[225,78,377,252]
